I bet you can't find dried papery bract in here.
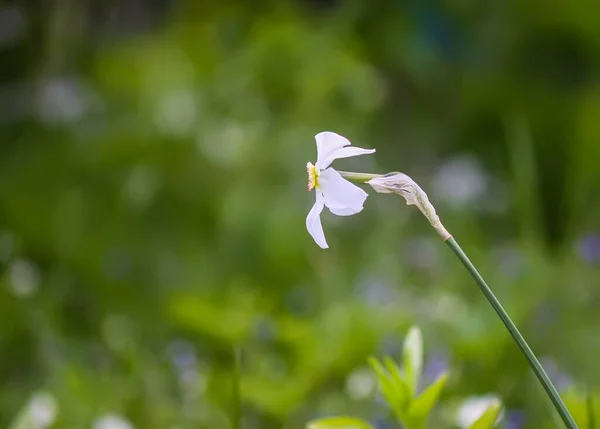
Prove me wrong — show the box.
[367,172,451,241]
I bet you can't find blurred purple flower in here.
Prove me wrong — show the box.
[168,340,206,397]
[253,315,277,342]
[378,333,401,357]
[372,417,393,429]
[531,302,559,338]
[577,234,600,264]
[494,246,525,280]
[504,410,525,429]
[432,156,488,209]
[555,372,573,390]
[540,356,573,390]
[422,353,450,386]
[168,340,197,372]
[38,77,91,124]
[406,236,439,271]
[357,278,397,307]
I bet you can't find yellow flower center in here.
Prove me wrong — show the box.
[306,162,319,191]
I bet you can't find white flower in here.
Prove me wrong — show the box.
[29,392,57,427]
[306,131,375,248]
[456,395,503,428]
[92,414,134,429]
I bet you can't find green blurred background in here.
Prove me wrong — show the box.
[1,0,600,428]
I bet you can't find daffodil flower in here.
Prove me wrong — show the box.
[306,131,375,249]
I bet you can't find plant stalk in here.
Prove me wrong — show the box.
[446,237,578,429]
[232,346,242,429]
[338,170,383,182]
[343,167,577,427]
[587,387,595,429]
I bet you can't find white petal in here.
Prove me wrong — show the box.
[328,206,361,216]
[325,146,375,166]
[319,168,368,216]
[306,191,328,249]
[315,132,351,169]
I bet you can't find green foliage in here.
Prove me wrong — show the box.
[549,389,600,429]
[368,356,411,417]
[307,417,375,429]
[1,1,600,428]
[407,372,449,427]
[231,347,242,429]
[323,326,450,429]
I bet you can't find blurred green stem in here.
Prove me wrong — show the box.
[446,237,578,429]
[232,347,242,429]
[587,388,595,429]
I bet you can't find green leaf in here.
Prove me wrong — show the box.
[307,416,375,429]
[382,356,410,410]
[231,346,242,429]
[368,357,409,419]
[403,326,423,396]
[368,358,399,410]
[586,388,596,429]
[467,400,503,429]
[407,372,449,425]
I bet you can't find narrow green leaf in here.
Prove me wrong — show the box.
[368,357,409,419]
[587,388,596,429]
[382,356,410,410]
[407,372,449,425]
[368,358,397,407]
[231,346,242,429]
[368,357,392,394]
[382,356,404,384]
[467,401,503,429]
[307,416,375,429]
[403,326,423,396]
[367,356,386,379]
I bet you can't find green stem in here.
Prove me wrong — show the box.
[445,237,578,429]
[587,387,595,429]
[337,171,383,183]
[232,346,242,429]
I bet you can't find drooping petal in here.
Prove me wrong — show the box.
[306,191,328,249]
[319,168,368,216]
[315,132,351,169]
[325,146,376,166]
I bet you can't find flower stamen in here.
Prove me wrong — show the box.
[307,162,319,191]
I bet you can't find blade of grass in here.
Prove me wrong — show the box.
[446,237,577,429]
[232,346,242,429]
[504,114,543,244]
[587,388,595,429]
